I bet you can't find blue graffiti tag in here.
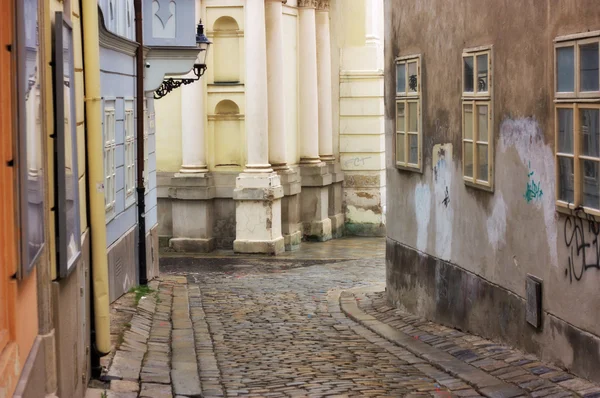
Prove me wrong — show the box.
[524,161,543,203]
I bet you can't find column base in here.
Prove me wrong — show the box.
[233,237,285,255]
[169,237,216,253]
[178,165,209,174]
[234,172,284,255]
[284,228,302,251]
[303,217,332,242]
[330,213,345,239]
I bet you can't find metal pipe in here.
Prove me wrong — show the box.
[134,0,147,285]
[81,0,111,357]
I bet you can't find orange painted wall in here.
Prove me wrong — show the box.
[0,0,40,396]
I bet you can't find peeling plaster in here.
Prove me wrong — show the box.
[499,118,558,267]
[415,183,431,252]
[433,143,454,261]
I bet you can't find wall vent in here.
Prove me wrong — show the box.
[526,274,542,329]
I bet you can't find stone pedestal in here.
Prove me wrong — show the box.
[279,169,302,251]
[168,174,216,253]
[233,173,285,254]
[328,163,345,238]
[300,164,332,242]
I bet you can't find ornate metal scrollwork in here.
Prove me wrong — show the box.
[154,63,207,100]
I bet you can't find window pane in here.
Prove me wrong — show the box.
[408,62,418,92]
[396,133,405,163]
[581,108,600,157]
[557,108,574,154]
[558,156,575,203]
[464,104,473,140]
[580,42,599,92]
[396,63,406,94]
[557,46,575,92]
[409,134,418,164]
[464,56,474,92]
[477,104,488,143]
[408,102,418,132]
[464,142,473,178]
[396,102,405,132]
[582,159,600,209]
[477,54,488,92]
[477,144,489,182]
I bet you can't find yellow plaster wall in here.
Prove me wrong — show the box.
[155,87,183,172]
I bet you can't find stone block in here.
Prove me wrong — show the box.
[233,237,285,255]
[169,237,215,253]
[171,370,202,396]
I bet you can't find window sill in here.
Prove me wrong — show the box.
[556,202,600,220]
[396,162,422,173]
[464,177,494,193]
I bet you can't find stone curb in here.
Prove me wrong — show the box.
[339,287,526,398]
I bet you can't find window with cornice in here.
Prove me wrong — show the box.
[462,46,493,191]
[555,33,600,215]
[395,55,422,171]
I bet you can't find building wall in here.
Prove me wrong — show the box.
[333,0,386,237]
[44,0,92,396]
[385,0,600,383]
[155,0,386,246]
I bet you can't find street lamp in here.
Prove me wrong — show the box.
[154,20,212,99]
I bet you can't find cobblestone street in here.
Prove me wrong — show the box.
[87,238,600,398]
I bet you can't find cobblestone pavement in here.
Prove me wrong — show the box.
[87,238,600,398]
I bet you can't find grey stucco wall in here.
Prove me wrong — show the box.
[385,0,600,381]
[100,45,137,247]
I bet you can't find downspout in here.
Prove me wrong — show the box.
[81,0,111,362]
[134,0,147,286]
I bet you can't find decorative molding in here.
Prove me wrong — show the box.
[298,0,317,8]
[98,8,139,56]
[316,0,329,10]
[154,0,174,27]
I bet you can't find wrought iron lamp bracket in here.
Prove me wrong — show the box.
[154,63,207,100]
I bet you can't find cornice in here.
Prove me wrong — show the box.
[98,7,138,56]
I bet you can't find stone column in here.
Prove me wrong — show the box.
[298,0,332,242]
[170,3,215,253]
[298,0,321,165]
[266,0,288,171]
[266,0,302,251]
[233,0,284,254]
[179,77,208,173]
[317,0,344,237]
[316,0,334,163]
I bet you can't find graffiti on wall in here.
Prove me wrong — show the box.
[523,161,543,203]
[432,143,453,261]
[564,207,600,283]
[442,187,450,208]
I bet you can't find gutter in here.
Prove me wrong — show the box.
[80,0,111,362]
[134,0,147,286]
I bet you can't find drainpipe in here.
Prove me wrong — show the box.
[134,0,147,286]
[81,1,111,363]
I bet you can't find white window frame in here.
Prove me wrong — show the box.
[394,54,422,172]
[555,32,600,216]
[124,99,136,207]
[462,46,494,191]
[104,102,116,219]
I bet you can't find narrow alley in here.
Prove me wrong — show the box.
[87,239,600,398]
